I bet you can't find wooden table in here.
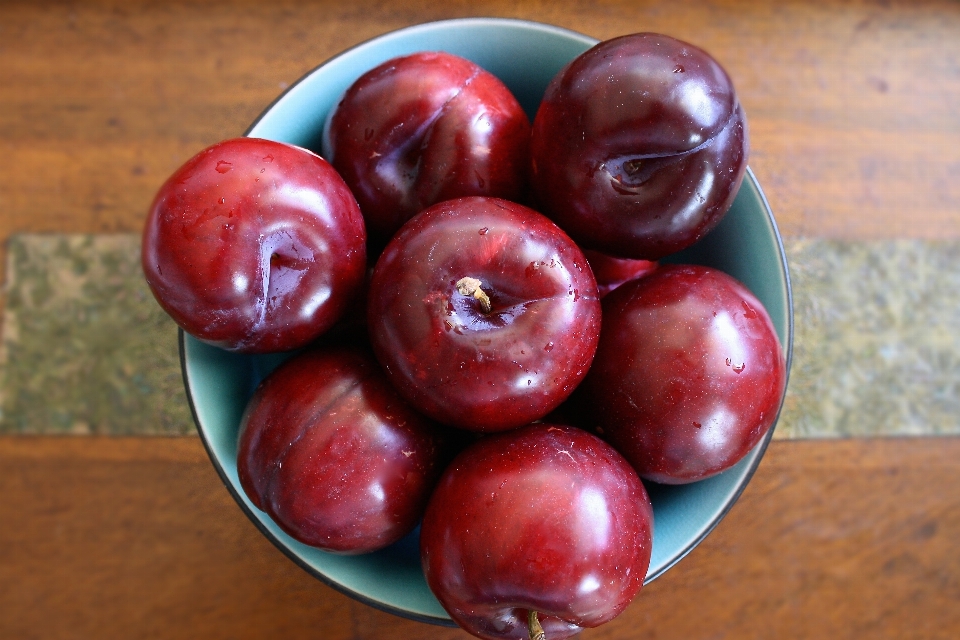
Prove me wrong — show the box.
[2,1,959,638]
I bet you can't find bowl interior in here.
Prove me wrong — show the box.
[182,17,793,626]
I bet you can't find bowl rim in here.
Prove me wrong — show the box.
[243,16,599,137]
[644,165,794,583]
[180,329,461,625]
[181,15,795,627]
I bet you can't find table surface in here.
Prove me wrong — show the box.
[2,1,959,638]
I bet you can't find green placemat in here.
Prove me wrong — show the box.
[0,235,191,435]
[0,234,957,437]
[776,238,960,438]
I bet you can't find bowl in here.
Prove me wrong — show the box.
[180,17,794,626]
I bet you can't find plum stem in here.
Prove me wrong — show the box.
[528,610,546,640]
[622,158,645,176]
[456,276,492,313]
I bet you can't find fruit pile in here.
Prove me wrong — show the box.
[143,33,786,640]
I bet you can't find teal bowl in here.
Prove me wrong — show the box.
[181,17,793,626]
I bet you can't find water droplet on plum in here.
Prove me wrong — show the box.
[725,357,745,373]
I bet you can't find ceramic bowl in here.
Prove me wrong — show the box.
[180,17,794,626]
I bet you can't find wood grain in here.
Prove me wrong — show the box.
[1,0,958,252]
[2,436,958,639]
[2,0,959,638]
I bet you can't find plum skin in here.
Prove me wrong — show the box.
[142,137,366,353]
[366,196,601,432]
[236,346,448,554]
[582,249,658,298]
[420,424,653,640]
[325,51,531,244]
[582,264,787,484]
[530,33,749,260]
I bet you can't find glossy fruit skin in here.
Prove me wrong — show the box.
[582,264,786,484]
[142,137,366,353]
[236,346,448,554]
[367,197,601,432]
[582,249,658,298]
[421,424,653,640]
[324,52,531,243]
[530,33,748,260]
